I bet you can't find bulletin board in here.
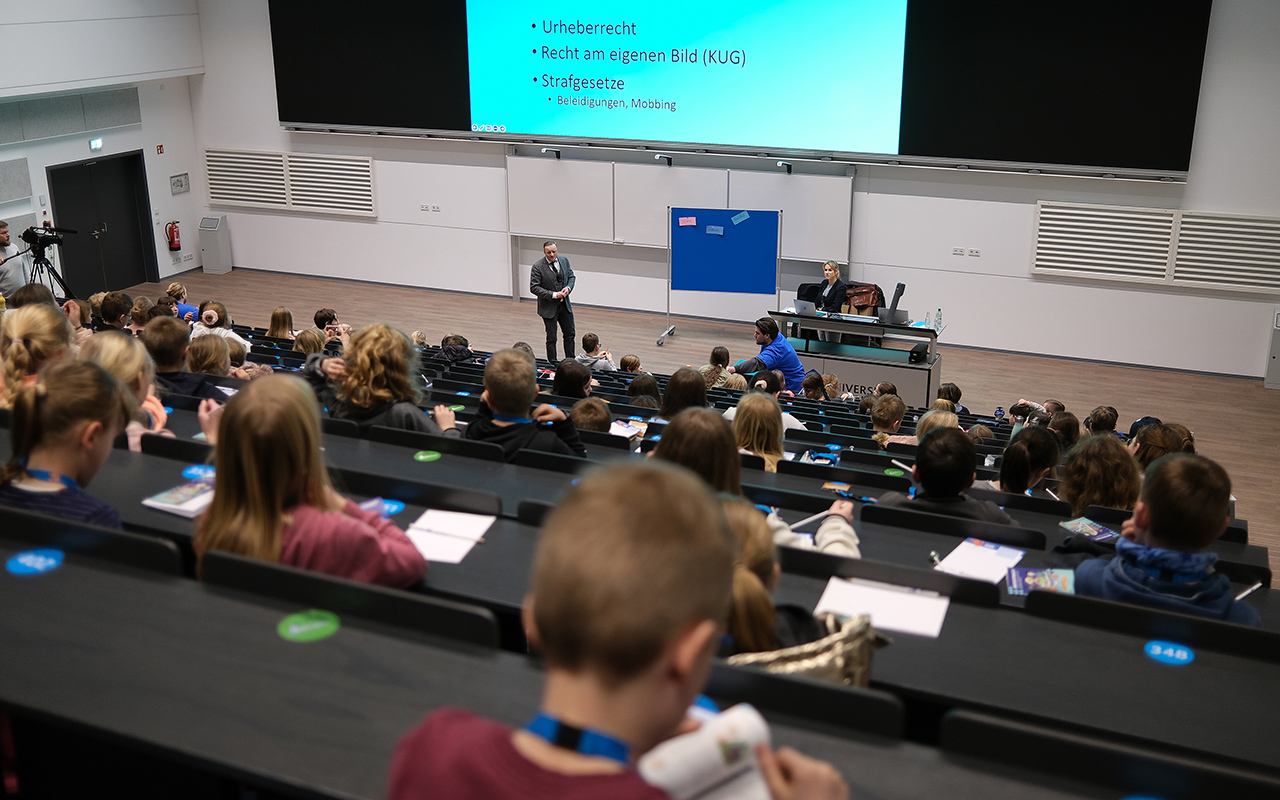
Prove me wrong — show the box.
[670,207,780,295]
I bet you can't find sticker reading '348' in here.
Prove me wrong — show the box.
[1144,640,1195,665]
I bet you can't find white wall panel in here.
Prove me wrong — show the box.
[376,161,507,232]
[613,164,728,246]
[729,170,852,261]
[519,270,667,314]
[507,157,612,242]
[225,213,510,297]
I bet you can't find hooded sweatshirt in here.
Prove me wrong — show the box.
[1075,537,1261,626]
[575,351,616,372]
[463,401,586,461]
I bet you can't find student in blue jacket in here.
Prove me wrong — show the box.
[1075,453,1260,626]
[725,316,806,392]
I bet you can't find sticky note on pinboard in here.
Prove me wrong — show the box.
[706,225,724,236]
[678,216,696,227]
[731,211,750,225]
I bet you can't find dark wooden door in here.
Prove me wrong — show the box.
[47,151,158,297]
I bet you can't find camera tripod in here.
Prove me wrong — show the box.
[27,247,76,301]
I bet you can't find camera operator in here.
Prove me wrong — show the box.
[0,220,32,302]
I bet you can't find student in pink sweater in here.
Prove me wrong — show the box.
[194,374,426,587]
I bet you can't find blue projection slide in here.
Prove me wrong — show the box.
[467,1,908,154]
[671,208,778,295]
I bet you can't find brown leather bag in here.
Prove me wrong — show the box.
[844,283,884,310]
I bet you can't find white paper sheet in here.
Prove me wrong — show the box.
[408,509,495,541]
[405,529,476,564]
[934,537,1025,583]
[813,577,950,638]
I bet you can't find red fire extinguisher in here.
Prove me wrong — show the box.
[165,221,181,251]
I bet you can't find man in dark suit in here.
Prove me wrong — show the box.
[530,240,576,361]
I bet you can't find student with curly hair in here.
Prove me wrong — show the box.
[1058,434,1142,517]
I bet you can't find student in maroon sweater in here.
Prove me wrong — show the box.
[388,462,847,800]
[194,374,425,588]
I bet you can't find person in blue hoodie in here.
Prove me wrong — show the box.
[1075,453,1260,626]
[725,317,806,393]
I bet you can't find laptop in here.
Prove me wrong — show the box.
[794,299,819,317]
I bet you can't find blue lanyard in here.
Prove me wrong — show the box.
[23,468,79,490]
[493,413,532,424]
[524,713,631,765]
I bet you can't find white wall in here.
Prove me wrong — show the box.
[0,78,205,280]
[0,1,203,99]
[183,0,1280,377]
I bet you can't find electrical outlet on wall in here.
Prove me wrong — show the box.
[951,247,965,256]
[420,204,430,211]
[430,205,441,212]
[183,253,194,261]
[967,248,981,257]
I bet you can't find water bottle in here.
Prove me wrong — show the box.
[923,311,932,328]
[934,308,943,332]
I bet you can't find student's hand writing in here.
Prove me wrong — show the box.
[140,391,168,432]
[756,745,848,800]
[432,404,456,430]
[827,500,854,522]
[532,404,567,423]
[320,357,347,381]
[197,399,223,445]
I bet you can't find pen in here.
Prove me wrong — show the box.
[1235,581,1263,601]
[891,458,913,472]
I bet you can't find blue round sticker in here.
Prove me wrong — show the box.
[163,406,174,415]
[182,464,216,480]
[651,435,661,442]
[1144,640,1195,665]
[457,391,471,396]
[628,415,644,421]
[825,444,841,451]
[6,548,64,576]
[381,499,405,516]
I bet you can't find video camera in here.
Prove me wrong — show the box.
[21,225,68,250]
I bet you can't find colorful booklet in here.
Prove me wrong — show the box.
[1006,568,1076,596]
[141,480,215,518]
[1059,517,1120,542]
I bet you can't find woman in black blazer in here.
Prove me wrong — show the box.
[816,260,847,313]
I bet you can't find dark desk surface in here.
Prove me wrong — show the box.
[0,538,1109,800]
[774,572,1280,775]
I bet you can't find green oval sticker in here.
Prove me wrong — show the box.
[413,450,442,462]
[278,609,340,643]
[449,404,465,412]
[884,468,906,477]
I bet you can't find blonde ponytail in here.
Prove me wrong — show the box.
[1,304,74,408]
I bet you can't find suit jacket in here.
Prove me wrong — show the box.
[530,256,575,319]
[817,278,848,312]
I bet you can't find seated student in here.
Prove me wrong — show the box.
[126,296,153,335]
[876,428,1016,525]
[869,394,909,449]
[983,426,1060,496]
[699,346,732,389]
[1129,422,1193,472]
[931,398,956,413]
[86,291,107,329]
[1075,454,1260,626]
[724,317,806,393]
[619,354,643,373]
[312,307,348,351]
[626,373,661,404]
[144,316,227,402]
[856,394,877,415]
[440,333,476,364]
[967,424,995,445]
[194,375,427,588]
[724,373,748,392]
[551,358,592,399]
[151,295,178,320]
[389,461,848,800]
[937,382,968,414]
[94,290,132,333]
[569,396,612,433]
[61,298,95,349]
[165,282,198,322]
[305,323,458,436]
[81,332,173,451]
[630,394,659,410]
[722,370,805,431]
[655,367,706,423]
[575,332,616,372]
[800,372,828,401]
[1047,411,1081,450]
[191,301,252,352]
[266,306,296,340]
[1057,434,1142,517]
[767,498,860,559]
[511,341,538,362]
[466,348,586,459]
[733,392,786,472]
[0,360,133,527]
[186,335,249,380]
[721,498,822,655]
[652,408,742,495]
[9,283,58,309]
[2,303,73,408]
[292,328,326,355]
[873,381,897,399]
[226,337,272,380]
[821,373,840,401]
[1083,405,1120,438]
[1043,399,1066,416]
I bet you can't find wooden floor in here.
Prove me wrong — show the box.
[127,269,1280,572]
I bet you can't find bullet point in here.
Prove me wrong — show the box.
[532,23,536,28]
[532,49,537,53]
[533,77,537,82]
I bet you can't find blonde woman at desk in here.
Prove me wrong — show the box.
[816,260,847,342]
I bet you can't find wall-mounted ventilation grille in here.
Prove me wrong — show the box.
[1174,213,1280,293]
[1034,202,1280,296]
[204,149,375,217]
